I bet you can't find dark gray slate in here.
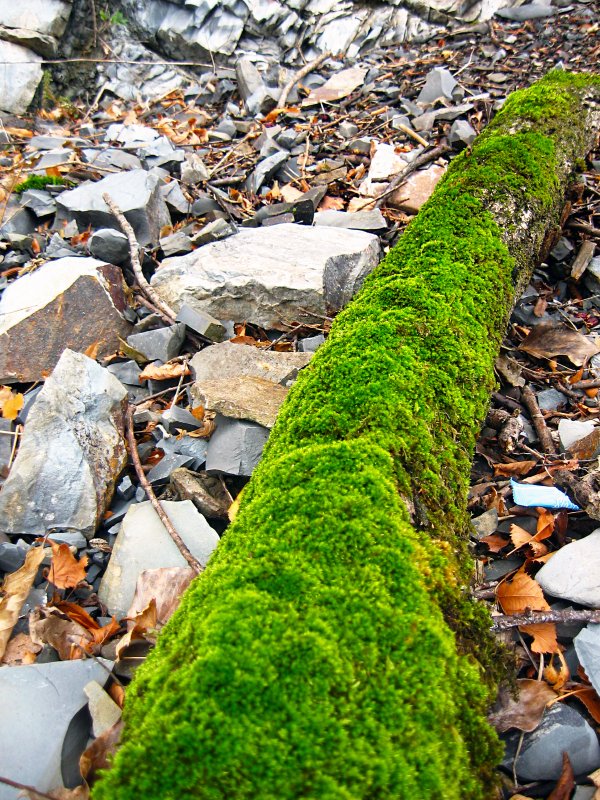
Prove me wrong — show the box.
[205,415,269,476]
[127,324,186,362]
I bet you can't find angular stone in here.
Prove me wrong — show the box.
[146,452,195,485]
[314,210,387,231]
[160,231,193,257]
[496,4,556,20]
[158,434,208,470]
[205,416,269,476]
[161,405,202,434]
[89,228,130,264]
[2,0,72,39]
[536,529,600,607]
[84,681,121,737]
[298,334,325,353]
[98,500,219,617]
[537,388,568,412]
[0,659,112,800]
[449,119,477,148]
[20,189,56,218]
[417,67,459,105]
[247,151,289,193]
[56,169,170,246]
[191,341,311,387]
[471,508,498,539]
[127,324,186,363]
[0,257,132,383]
[558,419,597,452]
[170,468,230,519]
[176,304,226,341]
[0,40,42,115]
[574,624,600,697]
[192,376,288,428]
[0,350,127,539]
[504,703,600,781]
[106,360,142,386]
[389,165,446,214]
[152,224,380,329]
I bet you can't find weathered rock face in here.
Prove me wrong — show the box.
[190,341,312,386]
[192,376,288,428]
[0,350,128,539]
[0,40,43,114]
[152,223,380,328]
[0,257,132,383]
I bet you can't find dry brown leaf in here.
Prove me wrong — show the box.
[574,687,600,724]
[303,67,367,106]
[139,361,190,382]
[520,622,560,653]
[46,541,88,589]
[485,487,508,516]
[0,631,42,665]
[24,787,89,800]
[570,367,585,384]
[318,196,345,211]
[0,385,24,420]
[117,598,158,659]
[488,678,556,733]
[494,460,537,478]
[547,752,575,800]
[519,323,600,366]
[83,341,100,360]
[280,184,303,203]
[480,533,510,553]
[496,567,550,614]
[127,567,194,626]
[29,606,92,660]
[80,719,123,785]
[0,545,46,659]
[54,601,121,647]
[544,650,570,691]
[510,524,534,551]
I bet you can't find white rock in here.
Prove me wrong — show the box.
[98,501,219,618]
[84,681,122,737]
[0,40,42,114]
[558,419,597,451]
[536,529,600,607]
[1,0,71,38]
[151,223,380,329]
[574,624,600,697]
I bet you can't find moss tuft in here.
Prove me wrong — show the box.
[93,71,599,800]
[13,175,70,193]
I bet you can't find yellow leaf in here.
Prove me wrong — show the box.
[84,341,100,360]
[520,622,560,653]
[0,546,46,659]
[496,567,550,614]
[46,540,88,589]
[0,386,24,420]
[139,361,190,382]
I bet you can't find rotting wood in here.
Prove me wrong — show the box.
[94,72,600,800]
[521,384,558,455]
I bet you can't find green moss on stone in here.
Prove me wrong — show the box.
[93,71,599,800]
[13,174,69,193]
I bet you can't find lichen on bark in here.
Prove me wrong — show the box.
[93,71,600,800]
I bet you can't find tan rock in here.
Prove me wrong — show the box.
[192,376,288,428]
[389,164,446,214]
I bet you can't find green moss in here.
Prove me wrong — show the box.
[13,175,69,193]
[93,71,599,800]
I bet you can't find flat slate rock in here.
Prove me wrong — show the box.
[151,223,380,329]
[0,658,112,800]
[205,416,269,476]
[98,500,219,617]
[190,341,312,387]
[536,528,600,607]
[192,376,288,428]
[0,256,132,383]
[0,350,127,538]
[574,624,600,697]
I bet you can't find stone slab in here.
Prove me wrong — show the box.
[192,375,288,428]
[190,341,312,387]
[536,528,600,607]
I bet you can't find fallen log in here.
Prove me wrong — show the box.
[94,72,600,800]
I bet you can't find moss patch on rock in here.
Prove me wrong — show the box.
[93,71,599,800]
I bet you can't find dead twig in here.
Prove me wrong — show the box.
[125,405,202,574]
[521,384,557,455]
[0,775,57,800]
[492,608,600,631]
[102,193,177,323]
[278,51,333,109]
[375,143,450,208]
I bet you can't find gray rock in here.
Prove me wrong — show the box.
[89,228,130,264]
[236,56,265,103]
[496,4,556,20]
[0,659,112,800]
[338,121,359,139]
[161,406,202,434]
[537,388,568,412]
[181,152,209,185]
[247,151,289,193]
[205,415,269,476]
[2,0,72,40]
[191,341,311,387]
[127,324,186,363]
[146,452,195,485]
[192,376,289,428]
[82,147,142,172]
[449,119,477,148]
[161,181,190,215]
[573,786,596,800]
[0,257,132,383]
[152,223,380,329]
[417,67,459,105]
[0,40,43,114]
[107,360,142,385]
[0,350,127,539]
[504,703,600,781]
[551,237,574,262]
[176,304,226,342]
[56,169,170,247]
[314,210,387,231]
[84,681,121,737]
[558,419,597,451]
[170,468,230,519]
[20,189,56,218]
[190,218,237,246]
[298,334,325,353]
[471,508,498,539]
[47,531,87,549]
[98,500,219,617]
[536,529,600,607]
[574,624,600,697]
[160,231,193,257]
[158,435,208,470]
[105,123,159,148]
[0,541,27,572]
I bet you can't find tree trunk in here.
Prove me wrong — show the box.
[93,72,600,800]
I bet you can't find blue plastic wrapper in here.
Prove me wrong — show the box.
[510,478,580,511]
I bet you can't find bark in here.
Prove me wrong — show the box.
[93,72,600,800]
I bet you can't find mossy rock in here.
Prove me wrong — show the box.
[93,71,600,800]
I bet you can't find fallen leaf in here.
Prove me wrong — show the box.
[117,598,158,659]
[544,650,570,691]
[496,566,550,614]
[480,533,510,552]
[84,341,100,360]
[485,487,508,516]
[0,545,45,659]
[488,678,556,732]
[318,196,345,211]
[139,361,190,382]
[303,67,367,106]
[127,567,194,626]
[280,183,303,202]
[574,686,600,724]
[108,682,125,708]
[0,631,41,665]
[570,367,585,384]
[519,323,600,366]
[547,752,574,800]
[29,606,92,660]
[494,460,537,478]
[520,622,560,653]
[80,719,123,784]
[0,385,24,420]
[54,601,121,647]
[45,541,88,589]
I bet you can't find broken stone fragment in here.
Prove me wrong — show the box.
[56,169,170,246]
[127,324,186,363]
[417,67,460,105]
[151,224,380,329]
[389,165,446,214]
[170,468,230,519]
[89,228,130,264]
[205,416,269,476]
[0,658,112,799]
[574,624,600,697]
[298,334,325,353]
[190,341,312,387]
[0,40,43,114]
[0,257,132,383]
[449,119,477,148]
[192,376,288,428]
[98,500,219,618]
[536,528,600,607]
[84,681,122,738]
[0,350,128,538]
[176,304,227,341]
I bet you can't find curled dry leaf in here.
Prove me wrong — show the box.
[573,686,600,724]
[488,678,556,733]
[480,533,510,553]
[494,460,537,478]
[46,540,88,589]
[496,566,550,615]
[127,566,194,626]
[0,385,24,420]
[520,622,560,654]
[54,601,121,648]
[117,598,158,659]
[0,632,41,665]
[29,606,92,660]
[547,752,575,800]
[519,322,600,367]
[544,650,570,691]
[80,719,123,785]
[0,545,45,659]
[139,361,191,382]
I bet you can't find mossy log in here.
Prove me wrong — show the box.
[94,72,600,800]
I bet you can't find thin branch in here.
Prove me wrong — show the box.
[125,405,202,574]
[492,608,600,631]
[102,193,177,323]
[521,384,557,455]
[0,775,57,800]
[278,51,333,109]
[375,143,451,208]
